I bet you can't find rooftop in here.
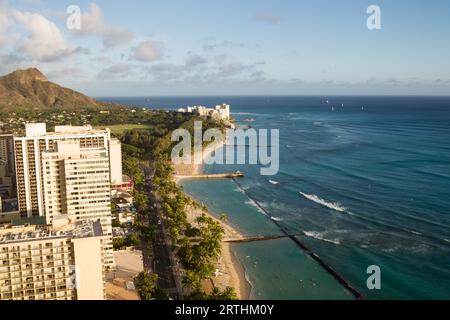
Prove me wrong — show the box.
[15,123,110,139]
[0,219,103,245]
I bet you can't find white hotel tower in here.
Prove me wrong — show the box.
[12,124,123,268]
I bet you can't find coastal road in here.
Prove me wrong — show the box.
[143,168,184,299]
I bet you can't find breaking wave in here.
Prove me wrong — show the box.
[303,231,341,245]
[271,217,283,222]
[299,192,347,212]
[232,112,259,116]
[245,199,268,216]
[234,186,246,195]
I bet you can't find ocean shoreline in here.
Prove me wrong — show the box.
[174,140,252,300]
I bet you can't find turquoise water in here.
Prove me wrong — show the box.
[106,96,450,299]
[234,239,353,300]
[180,179,352,299]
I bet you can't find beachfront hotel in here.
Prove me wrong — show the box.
[10,124,124,268]
[0,217,106,300]
[178,104,231,121]
[41,140,114,267]
[13,124,111,218]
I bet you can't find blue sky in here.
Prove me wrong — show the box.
[1,0,450,96]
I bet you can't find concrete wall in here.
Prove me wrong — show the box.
[109,139,123,184]
[72,237,105,300]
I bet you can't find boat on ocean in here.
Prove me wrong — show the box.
[269,180,279,185]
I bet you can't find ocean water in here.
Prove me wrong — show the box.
[101,96,450,299]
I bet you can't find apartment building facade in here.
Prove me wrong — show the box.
[0,218,105,300]
[41,140,114,266]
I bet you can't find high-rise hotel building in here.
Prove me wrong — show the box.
[14,124,111,218]
[41,140,114,266]
[0,134,15,177]
[0,217,105,300]
[0,135,16,198]
[13,124,123,267]
[41,140,111,229]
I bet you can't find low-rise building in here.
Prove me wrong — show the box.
[0,197,19,224]
[112,175,134,192]
[111,191,135,225]
[115,211,135,225]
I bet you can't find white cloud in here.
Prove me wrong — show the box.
[253,12,281,25]
[185,54,207,67]
[130,40,163,62]
[103,28,134,48]
[46,67,84,81]
[74,3,134,48]
[98,63,133,79]
[141,58,266,84]
[12,9,72,62]
[0,5,11,46]
[77,3,104,34]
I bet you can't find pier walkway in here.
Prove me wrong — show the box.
[225,235,288,243]
[175,172,244,180]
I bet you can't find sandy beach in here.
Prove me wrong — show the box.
[173,138,225,178]
[173,140,251,300]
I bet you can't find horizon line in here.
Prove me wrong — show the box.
[94,94,450,99]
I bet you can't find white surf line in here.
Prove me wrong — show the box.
[299,192,347,212]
